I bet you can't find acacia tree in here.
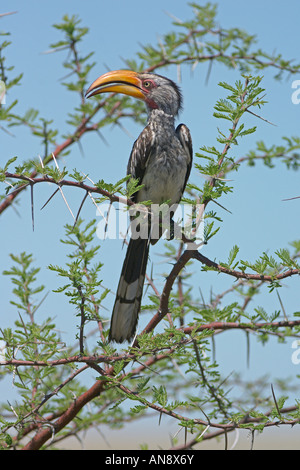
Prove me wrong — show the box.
[1,3,300,450]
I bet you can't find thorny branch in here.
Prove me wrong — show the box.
[0,98,126,215]
[3,172,130,207]
[10,330,300,450]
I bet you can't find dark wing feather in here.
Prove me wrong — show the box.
[127,124,155,203]
[175,123,193,195]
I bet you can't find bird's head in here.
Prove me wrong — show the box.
[85,70,182,116]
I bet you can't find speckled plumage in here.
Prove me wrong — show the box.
[109,73,193,343]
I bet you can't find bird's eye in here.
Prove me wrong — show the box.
[143,80,152,89]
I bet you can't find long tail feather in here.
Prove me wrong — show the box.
[109,237,149,342]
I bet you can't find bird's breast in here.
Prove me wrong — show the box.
[137,146,187,206]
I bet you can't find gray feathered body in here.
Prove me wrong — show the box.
[109,77,193,343]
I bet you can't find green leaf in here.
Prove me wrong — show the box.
[227,245,240,267]
[152,385,168,407]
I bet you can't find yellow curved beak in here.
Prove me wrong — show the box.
[85,70,145,101]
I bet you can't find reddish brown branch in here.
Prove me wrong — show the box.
[193,251,300,281]
[22,378,105,450]
[3,173,130,206]
[0,99,124,215]
[137,246,300,343]
[3,315,300,370]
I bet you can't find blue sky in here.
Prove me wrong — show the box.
[1,0,300,448]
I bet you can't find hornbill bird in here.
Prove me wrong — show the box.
[86,70,193,342]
